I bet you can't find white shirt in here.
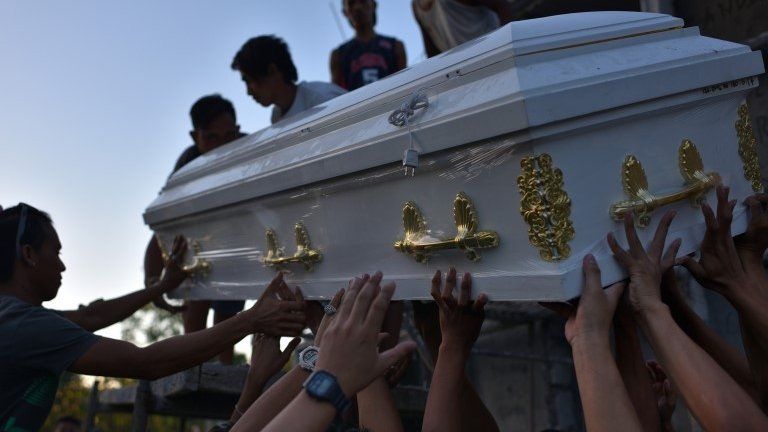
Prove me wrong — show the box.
[271,81,347,124]
[413,0,500,53]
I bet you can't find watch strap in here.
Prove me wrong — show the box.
[303,370,351,414]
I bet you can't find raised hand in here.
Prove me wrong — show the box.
[246,272,307,337]
[430,268,487,355]
[735,193,768,266]
[646,360,677,426]
[607,210,676,313]
[249,334,301,383]
[315,272,416,397]
[678,186,755,300]
[312,288,344,347]
[543,255,625,346]
[158,235,189,292]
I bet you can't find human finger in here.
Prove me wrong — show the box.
[330,288,344,308]
[649,211,676,259]
[276,277,296,301]
[364,281,396,331]
[458,272,471,307]
[715,186,732,224]
[338,274,368,320]
[262,272,285,299]
[607,232,633,267]
[377,332,390,345]
[701,201,718,233]
[677,256,708,284]
[746,195,764,218]
[582,254,602,299]
[623,213,645,257]
[473,292,488,314]
[442,267,458,310]
[351,271,383,323]
[661,239,683,271]
[430,270,442,302]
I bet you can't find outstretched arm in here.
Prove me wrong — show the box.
[61,236,188,331]
[735,193,768,409]
[678,188,768,408]
[662,270,756,398]
[608,209,768,431]
[69,273,306,380]
[242,272,416,432]
[422,269,499,432]
[232,290,344,431]
[545,257,641,432]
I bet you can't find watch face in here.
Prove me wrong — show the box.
[308,375,334,394]
[303,349,318,363]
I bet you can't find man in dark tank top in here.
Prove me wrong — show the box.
[330,0,407,91]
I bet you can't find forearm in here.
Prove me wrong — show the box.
[234,366,310,431]
[423,344,467,432]
[358,377,403,432]
[73,284,168,331]
[639,303,768,430]
[230,369,271,424]
[141,312,252,377]
[252,391,335,432]
[665,281,756,396]
[572,336,642,432]
[614,317,661,431]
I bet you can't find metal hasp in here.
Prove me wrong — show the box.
[394,192,499,263]
[610,139,721,228]
[154,235,211,278]
[736,103,763,192]
[263,222,322,271]
[517,153,575,262]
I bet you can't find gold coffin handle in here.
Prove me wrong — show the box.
[609,139,721,227]
[263,223,322,271]
[394,192,499,263]
[155,235,211,278]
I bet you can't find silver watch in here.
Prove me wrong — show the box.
[298,345,319,372]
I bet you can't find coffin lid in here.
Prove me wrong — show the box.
[145,11,763,225]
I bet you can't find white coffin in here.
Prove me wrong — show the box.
[145,12,765,301]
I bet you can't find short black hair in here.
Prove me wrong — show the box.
[231,35,298,84]
[190,94,236,130]
[0,203,54,283]
[55,416,81,427]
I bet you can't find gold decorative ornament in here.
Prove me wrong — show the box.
[155,235,212,278]
[517,154,574,261]
[610,140,720,227]
[263,223,322,271]
[394,192,499,263]
[736,103,763,192]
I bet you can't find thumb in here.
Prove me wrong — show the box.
[375,341,417,377]
[678,256,707,282]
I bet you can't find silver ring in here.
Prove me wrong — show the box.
[323,304,337,316]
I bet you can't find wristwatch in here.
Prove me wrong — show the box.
[298,345,319,371]
[303,370,351,414]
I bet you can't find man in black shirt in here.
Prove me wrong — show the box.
[330,0,406,91]
[143,94,246,364]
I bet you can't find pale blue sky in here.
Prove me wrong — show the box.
[0,1,424,340]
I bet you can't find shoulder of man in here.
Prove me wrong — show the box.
[300,81,347,101]
[172,145,201,174]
